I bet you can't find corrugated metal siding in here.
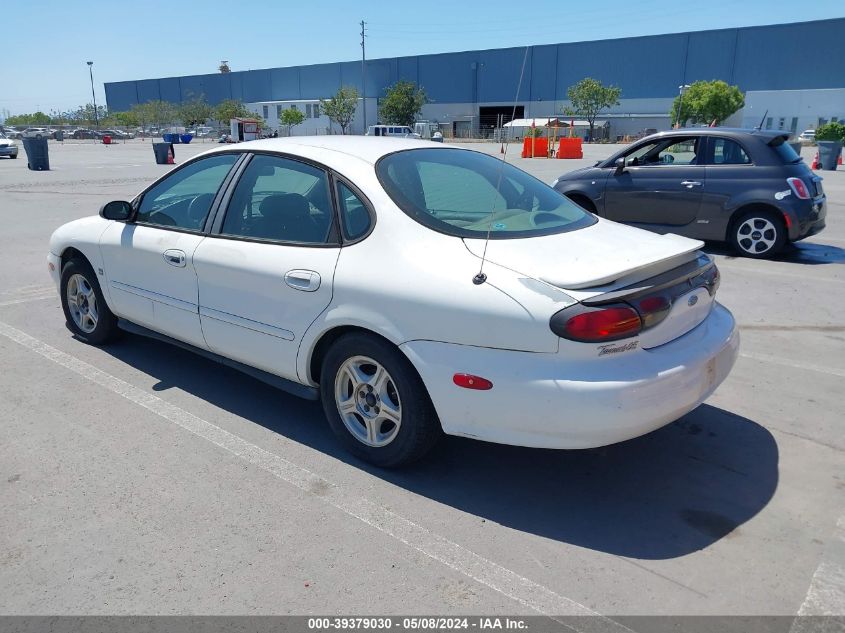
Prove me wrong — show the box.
[104,18,845,112]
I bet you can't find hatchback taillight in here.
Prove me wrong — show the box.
[550,303,642,343]
[787,177,811,200]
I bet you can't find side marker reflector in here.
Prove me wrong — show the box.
[453,373,493,390]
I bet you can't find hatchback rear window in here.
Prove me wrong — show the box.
[377,148,596,239]
[769,136,801,164]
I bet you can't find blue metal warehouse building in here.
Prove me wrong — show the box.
[105,17,845,137]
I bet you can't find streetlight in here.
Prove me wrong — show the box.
[675,84,691,129]
[87,61,98,129]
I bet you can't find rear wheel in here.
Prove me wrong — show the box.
[730,210,786,258]
[60,259,120,345]
[320,333,441,467]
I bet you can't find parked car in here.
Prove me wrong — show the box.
[97,129,135,140]
[2,127,22,139]
[22,127,50,139]
[366,125,414,137]
[798,129,816,142]
[47,138,738,466]
[72,129,97,139]
[553,128,827,258]
[0,132,18,158]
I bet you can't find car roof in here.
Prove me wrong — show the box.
[200,135,457,165]
[645,127,790,141]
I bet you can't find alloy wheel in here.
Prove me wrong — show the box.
[66,273,98,333]
[334,355,402,447]
[736,217,778,255]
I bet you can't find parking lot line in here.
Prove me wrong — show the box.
[739,352,845,379]
[0,318,633,631]
[0,293,56,307]
[790,516,845,629]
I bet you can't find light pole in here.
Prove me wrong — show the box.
[675,84,690,129]
[87,61,98,129]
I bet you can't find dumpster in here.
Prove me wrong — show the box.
[162,133,174,143]
[153,142,173,165]
[102,135,112,145]
[180,134,193,144]
[22,137,50,171]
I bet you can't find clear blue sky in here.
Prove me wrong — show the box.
[3,0,843,115]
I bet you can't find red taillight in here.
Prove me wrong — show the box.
[787,177,811,200]
[634,295,671,328]
[552,304,642,343]
[453,374,493,390]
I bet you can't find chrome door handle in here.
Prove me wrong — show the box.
[681,180,702,188]
[284,269,321,292]
[163,249,186,267]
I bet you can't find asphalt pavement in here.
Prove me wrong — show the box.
[0,137,842,621]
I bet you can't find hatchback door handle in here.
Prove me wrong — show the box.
[284,269,321,292]
[163,249,186,267]
[681,180,702,188]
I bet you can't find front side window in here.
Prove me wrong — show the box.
[137,154,238,229]
[377,148,595,239]
[711,138,752,165]
[220,154,334,244]
[624,136,700,166]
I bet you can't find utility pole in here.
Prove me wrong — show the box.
[360,20,367,133]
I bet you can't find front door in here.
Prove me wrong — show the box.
[194,153,341,381]
[99,153,240,347]
[604,136,705,229]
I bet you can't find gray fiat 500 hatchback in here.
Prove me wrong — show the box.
[553,129,826,258]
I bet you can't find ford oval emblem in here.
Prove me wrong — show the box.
[688,295,699,307]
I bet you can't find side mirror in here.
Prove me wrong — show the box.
[614,157,626,174]
[99,200,133,221]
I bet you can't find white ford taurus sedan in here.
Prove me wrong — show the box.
[48,137,739,466]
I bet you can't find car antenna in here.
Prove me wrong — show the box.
[755,109,768,131]
[472,46,530,286]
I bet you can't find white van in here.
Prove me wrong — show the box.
[366,125,414,137]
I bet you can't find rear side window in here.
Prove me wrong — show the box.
[711,138,752,165]
[337,182,371,240]
[220,154,334,244]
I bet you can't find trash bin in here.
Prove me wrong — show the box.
[22,137,50,171]
[102,135,112,145]
[162,133,173,143]
[180,134,193,144]
[55,131,64,142]
[152,142,173,165]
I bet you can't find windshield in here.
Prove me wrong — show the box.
[376,148,596,239]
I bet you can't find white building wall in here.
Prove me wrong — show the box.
[740,89,845,133]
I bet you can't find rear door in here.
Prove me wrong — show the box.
[193,153,342,382]
[603,135,705,228]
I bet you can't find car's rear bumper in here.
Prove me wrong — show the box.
[0,146,18,156]
[401,303,739,449]
[787,195,826,241]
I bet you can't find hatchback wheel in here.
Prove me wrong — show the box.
[60,259,120,344]
[730,211,785,258]
[320,333,441,467]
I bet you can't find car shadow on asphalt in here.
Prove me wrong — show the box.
[102,334,779,562]
[705,241,845,264]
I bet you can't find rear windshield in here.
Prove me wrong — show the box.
[769,136,801,164]
[376,148,596,239]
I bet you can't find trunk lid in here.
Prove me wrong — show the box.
[463,218,704,290]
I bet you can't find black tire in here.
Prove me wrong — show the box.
[9,154,16,159]
[729,209,786,259]
[320,332,442,467]
[60,258,120,345]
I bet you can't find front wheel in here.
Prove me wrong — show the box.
[730,211,786,258]
[60,259,120,344]
[320,333,442,467]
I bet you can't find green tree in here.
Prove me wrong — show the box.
[815,121,845,142]
[280,107,305,136]
[214,99,252,124]
[379,80,427,127]
[320,86,359,134]
[179,94,213,128]
[564,78,621,141]
[670,80,744,127]
[112,111,138,128]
